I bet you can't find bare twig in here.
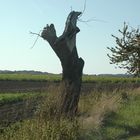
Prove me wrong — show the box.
[78,0,107,25]
[30,31,41,37]
[82,0,87,15]
[79,0,87,18]
[78,18,107,23]
[30,31,41,49]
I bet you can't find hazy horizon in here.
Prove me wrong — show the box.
[0,69,129,75]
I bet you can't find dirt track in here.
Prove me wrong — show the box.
[0,80,140,93]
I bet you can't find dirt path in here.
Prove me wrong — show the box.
[0,80,140,93]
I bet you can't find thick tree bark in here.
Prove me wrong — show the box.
[41,11,84,116]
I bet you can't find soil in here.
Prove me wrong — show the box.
[0,80,140,93]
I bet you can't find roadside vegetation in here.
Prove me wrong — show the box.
[102,89,140,140]
[0,83,140,140]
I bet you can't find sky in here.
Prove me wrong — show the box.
[0,0,140,74]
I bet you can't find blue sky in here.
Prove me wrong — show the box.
[0,0,140,74]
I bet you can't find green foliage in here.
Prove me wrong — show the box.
[107,22,140,77]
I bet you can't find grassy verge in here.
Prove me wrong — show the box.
[0,90,80,140]
[0,88,140,139]
[0,118,79,140]
[101,89,140,140]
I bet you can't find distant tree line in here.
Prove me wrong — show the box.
[0,70,48,75]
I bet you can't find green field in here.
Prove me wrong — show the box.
[0,73,140,83]
[0,93,43,106]
[0,74,61,82]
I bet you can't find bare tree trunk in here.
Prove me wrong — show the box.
[41,11,84,117]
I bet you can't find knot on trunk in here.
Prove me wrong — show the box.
[41,24,57,46]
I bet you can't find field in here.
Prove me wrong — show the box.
[0,74,140,140]
[1,73,140,83]
[0,74,140,93]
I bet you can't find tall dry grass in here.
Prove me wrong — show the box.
[78,90,122,139]
[0,84,80,140]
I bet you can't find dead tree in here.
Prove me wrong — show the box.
[41,11,84,116]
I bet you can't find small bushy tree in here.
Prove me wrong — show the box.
[107,23,140,77]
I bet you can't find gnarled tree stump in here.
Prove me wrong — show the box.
[41,11,84,117]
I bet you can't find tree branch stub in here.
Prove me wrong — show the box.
[41,11,81,54]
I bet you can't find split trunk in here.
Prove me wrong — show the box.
[41,11,84,116]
